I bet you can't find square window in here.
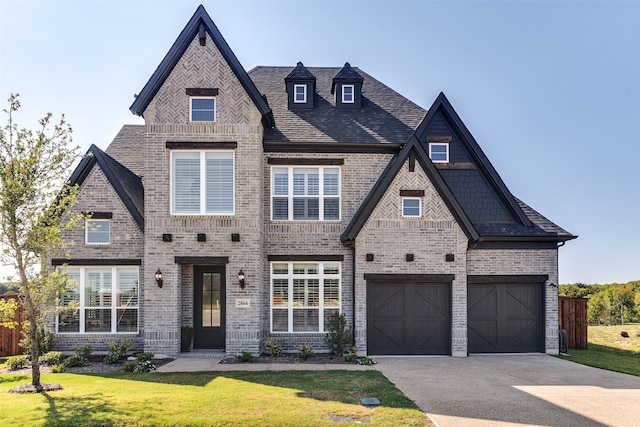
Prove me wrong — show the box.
[429,143,449,163]
[402,198,421,217]
[86,219,110,244]
[191,97,215,122]
[294,84,307,103]
[342,85,354,103]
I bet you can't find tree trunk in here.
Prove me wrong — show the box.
[24,295,41,389]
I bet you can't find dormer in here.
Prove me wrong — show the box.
[285,62,316,110]
[331,62,364,110]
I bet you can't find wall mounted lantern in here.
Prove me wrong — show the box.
[155,269,164,288]
[237,269,246,289]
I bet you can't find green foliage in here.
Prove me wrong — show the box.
[39,351,64,366]
[343,346,358,362]
[0,296,18,328]
[63,355,88,368]
[19,320,53,355]
[74,343,94,358]
[357,356,377,366]
[236,351,255,363]
[6,354,30,370]
[124,353,156,373]
[50,363,66,373]
[263,337,282,357]
[324,313,353,356]
[104,337,133,364]
[561,280,640,325]
[297,344,314,361]
[0,93,82,387]
[0,283,20,295]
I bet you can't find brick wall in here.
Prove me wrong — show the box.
[141,32,264,354]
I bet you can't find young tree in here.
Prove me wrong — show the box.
[0,94,81,390]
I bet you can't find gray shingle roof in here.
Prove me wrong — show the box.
[249,66,426,144]
[104,125,145,176]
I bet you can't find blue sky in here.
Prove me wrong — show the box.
[1,0,638,284]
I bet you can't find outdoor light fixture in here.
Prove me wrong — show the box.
[237,269,245,289]
[155,269,164,288]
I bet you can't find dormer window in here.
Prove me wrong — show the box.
[285,62,316,110]
[332,62,363,109]
[342,85,354,103]
[294,84,307,103]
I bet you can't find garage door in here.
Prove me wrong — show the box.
[366,274,452,355]
[467,276,545,353]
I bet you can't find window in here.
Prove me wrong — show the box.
[429,143,449,163]
[294,84,307,103]
[271,262,341,333]
[190,97,215,122]
[57,267,139,334]
[86,219,110,244]
[342,85,354,103]
[402,198,421,217]
[171,151,234,215]
[271,167,340,221]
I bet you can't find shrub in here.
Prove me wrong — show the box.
[343,346,357,363]
[40,351,64,366]
[20,321,53,356]
[324,313,353,356]
[135,352,154,362]
[123,361,137,372]
[64,355,88,368]
[51,364,66,373]
[297,344,313,361]
[357,356,377,366]
[74,344,94,358]
[104,338,133,364]
[236,351,255,363]
[6,355,30,370]
[133,360,156,373]
[263,337,282,357]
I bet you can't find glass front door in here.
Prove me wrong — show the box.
[194,266,225,349]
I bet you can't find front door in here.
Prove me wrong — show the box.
[194,266,225,349]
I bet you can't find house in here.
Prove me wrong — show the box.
[52,5,575,357]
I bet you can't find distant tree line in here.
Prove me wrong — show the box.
[560,281,640,325]
[0,282,20,295]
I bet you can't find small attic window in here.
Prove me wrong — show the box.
[429,143,449,163]
[294,85,307,103]
[342,85,354,103]
[190,97,216,122]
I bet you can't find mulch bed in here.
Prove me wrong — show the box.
[219,353,353,364]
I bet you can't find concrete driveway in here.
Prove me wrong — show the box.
[375,355,640,427]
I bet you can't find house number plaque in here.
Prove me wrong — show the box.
[235,298,251,308]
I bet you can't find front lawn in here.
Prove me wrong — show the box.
[559,324,640,376]
[0,370,430,426]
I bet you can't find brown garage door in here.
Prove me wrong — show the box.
[467,275,546,353]
[366,274,452,355]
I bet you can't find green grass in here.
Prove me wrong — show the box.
[0,370,430,427]
[559,323,640,376]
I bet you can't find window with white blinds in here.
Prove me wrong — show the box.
[172,151,234,215]
[57,266,139,334]
[271,166,340,221]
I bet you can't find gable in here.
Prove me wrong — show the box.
[129,5,273,128]
[69,145,144,231]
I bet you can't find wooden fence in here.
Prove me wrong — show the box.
[0,294,25,357]
[559,296,588,349]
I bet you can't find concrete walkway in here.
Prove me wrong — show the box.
[375,354,640,427]
[155,357,373,372]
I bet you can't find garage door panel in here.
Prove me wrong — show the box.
[369,319,406,354]
[368,281,451,355]
[468,281,543,353]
